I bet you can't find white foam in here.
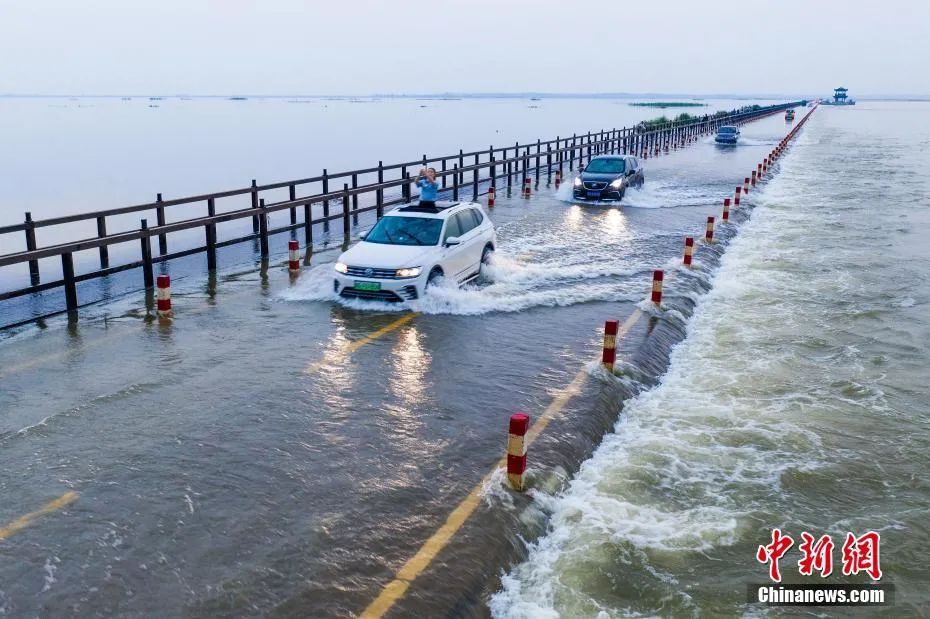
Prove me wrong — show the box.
[279,254,642,316]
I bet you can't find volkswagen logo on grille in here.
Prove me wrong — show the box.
[364,268,374,277]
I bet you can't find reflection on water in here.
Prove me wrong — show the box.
[388,326,430,409]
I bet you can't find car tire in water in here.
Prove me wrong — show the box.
[481,245,494,265]
[426,267,444,289]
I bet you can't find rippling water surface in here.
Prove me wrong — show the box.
[491,102,930,616]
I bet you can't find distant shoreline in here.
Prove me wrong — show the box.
[2,93,929,101]
[629,102,708,108]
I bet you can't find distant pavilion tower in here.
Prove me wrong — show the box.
[832,87,848,104]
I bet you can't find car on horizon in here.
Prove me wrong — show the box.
[572,155,644,202]
[334,201,496,302]
[714,125,740,144]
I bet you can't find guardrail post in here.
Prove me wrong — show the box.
[440,158,447,189]
[250,181,259,233]
[546,145,552,185]
[61,252,78,313]
[140,219,154,289]
[535,139,541,186]
[258,198,269,258]
[570,134,575,171]
[401,166,409,202]
[156,193,168,255]
[342,184,351,239]
[351,173,359,225]
[506,160,513,195]
[303,201,313,245]
[24,212,40,286]
[96,215,109,269]
[322,170,330,233]
[289,184,297,226]
[458,149,464,184]
[370,162,381,218]
[470,154,478,200]
[490,155,497,189]
[452,165,459,201]
[206,198,217,270]
[404,170,412,204]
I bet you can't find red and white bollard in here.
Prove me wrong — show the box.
[651,269,663,306]
[722,197,731,223]
[744,177,751,194]
[683,236,694,267]
[705,216,716,243]
[642,150,648,159]
[757,163,763,178]
[751,170,757,186]
[156,274,172,318]
[507,413,530,491]
[734,185,742,206]
[487,186,496,207]
[523,176,531,198]
[554,170,561,189]
[288,240,300,273]
[602,319,619,372]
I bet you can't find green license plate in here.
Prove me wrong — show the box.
[354,281,381,292]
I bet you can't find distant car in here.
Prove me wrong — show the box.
[334,201,496,302]
[785,109,795,121]
[572,155,644,201]
[715,125,740,144]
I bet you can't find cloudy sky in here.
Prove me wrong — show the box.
[2,0,927,96]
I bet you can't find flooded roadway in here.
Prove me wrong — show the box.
[0,113,789,616]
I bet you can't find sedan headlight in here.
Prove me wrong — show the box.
[396,267,422,278]
[610,178,624,188]
[334,262,349,274]
[573,177,582,187]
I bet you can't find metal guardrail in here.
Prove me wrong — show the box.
[0,101,801,322]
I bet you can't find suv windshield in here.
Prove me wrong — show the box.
[584,158,625,174]
[718,126,737,134]
[365,216,443,246]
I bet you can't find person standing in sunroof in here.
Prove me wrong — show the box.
[415,167,438,208]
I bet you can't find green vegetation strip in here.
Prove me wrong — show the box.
[638,104,765,129]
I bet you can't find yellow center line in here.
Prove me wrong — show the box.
[0,491,79,541]
[304,312,420,375]
[360,308,644,618]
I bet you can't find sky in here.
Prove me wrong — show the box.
[2,0,928,97]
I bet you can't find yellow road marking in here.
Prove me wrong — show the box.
[0,492,79,540]
[304,313,420,375]
[360,308,643,618]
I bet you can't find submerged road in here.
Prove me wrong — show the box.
[0,113,793,616]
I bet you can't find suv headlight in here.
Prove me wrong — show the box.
[396,267,422,278]
[573,177,582,187]
[610,178,623,188]
[334,262,349,274]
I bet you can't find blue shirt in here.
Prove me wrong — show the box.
[417,178,438,202]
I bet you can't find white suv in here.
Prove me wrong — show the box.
[333,201,496,302]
